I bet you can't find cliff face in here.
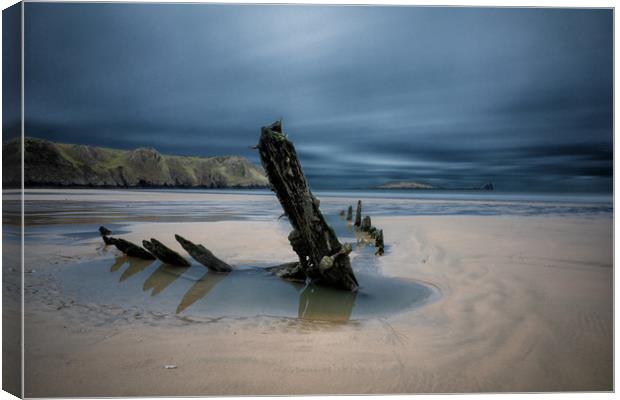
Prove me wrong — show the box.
[3,137,269,188]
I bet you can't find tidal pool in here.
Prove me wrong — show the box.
[52,256,437,322]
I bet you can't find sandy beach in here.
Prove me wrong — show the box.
[19,192,612,395]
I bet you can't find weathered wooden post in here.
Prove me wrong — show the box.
[103,236,155,260]
[142,239,191,267]
[257,120,358,291]
[361,215,372,232]
[354,200,362,227]
[175,234,233,272]
[346,205,353,221]
[375,229,384,255]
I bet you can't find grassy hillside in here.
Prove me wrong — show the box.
[3,137,269,188]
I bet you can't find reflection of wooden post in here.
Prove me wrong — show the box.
[119,258,155,282]
[176,271,227,314]
[257,120,358,291]
[297,284,356,322]
[143,264,189,296]
[354,200,362,227]
[346,205,353,221]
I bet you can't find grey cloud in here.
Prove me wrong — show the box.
[22,4,612,192]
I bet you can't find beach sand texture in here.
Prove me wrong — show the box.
[21,206,612,396]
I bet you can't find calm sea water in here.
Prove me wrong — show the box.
[20,188,613,226]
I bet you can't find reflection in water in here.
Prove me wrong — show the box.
[81,255,434,321]
[172,270,356,321]
[119,258,155,282]
[298,284,357,322]
[110,256,128,272]
[176,271,228,314]
[109,257,359,321]
[346,221,354,233]
[143,264,190,296]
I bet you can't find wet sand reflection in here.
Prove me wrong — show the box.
[119,258,156,282]
[143,264,190,296]
[108,257,358,322]
[298,284,356,322]
[109,256,128,272]
[175,271,228,314]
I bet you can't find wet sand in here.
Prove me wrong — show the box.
[23,213,612,396]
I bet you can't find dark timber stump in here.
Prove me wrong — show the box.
[143,239,191,267]
[175,234,233,272]
[103,236,155,260]
[354,200,362,227]
[257,120,358,291]
[361,215,372,232]
[375,229,385,255]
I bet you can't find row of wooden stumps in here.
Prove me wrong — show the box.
[99,226,233,272]
[339,200,384,255]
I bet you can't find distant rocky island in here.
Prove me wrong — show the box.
[377,181,437,190]
[376,180,494,191]
[3,137,269,188]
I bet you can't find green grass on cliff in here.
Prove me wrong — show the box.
[5,137,269,188]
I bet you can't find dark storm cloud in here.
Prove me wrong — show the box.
[23,4,612,191]
[2,3,21,140]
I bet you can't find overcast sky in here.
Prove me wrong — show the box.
[23,4,612,191]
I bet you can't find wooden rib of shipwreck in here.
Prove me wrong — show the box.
[375,229,384,255]
[102,231,231,271]
[103,236,156,260]
[175,234,232,272]
[360,215,372,232]
[143,238,191,267]
[354,200,362,227]
[257,120,358,291]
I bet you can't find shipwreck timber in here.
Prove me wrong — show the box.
[175,234,233,272]
[143,239,191,267]
[257,120,359,291]
[103,236,156,260]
